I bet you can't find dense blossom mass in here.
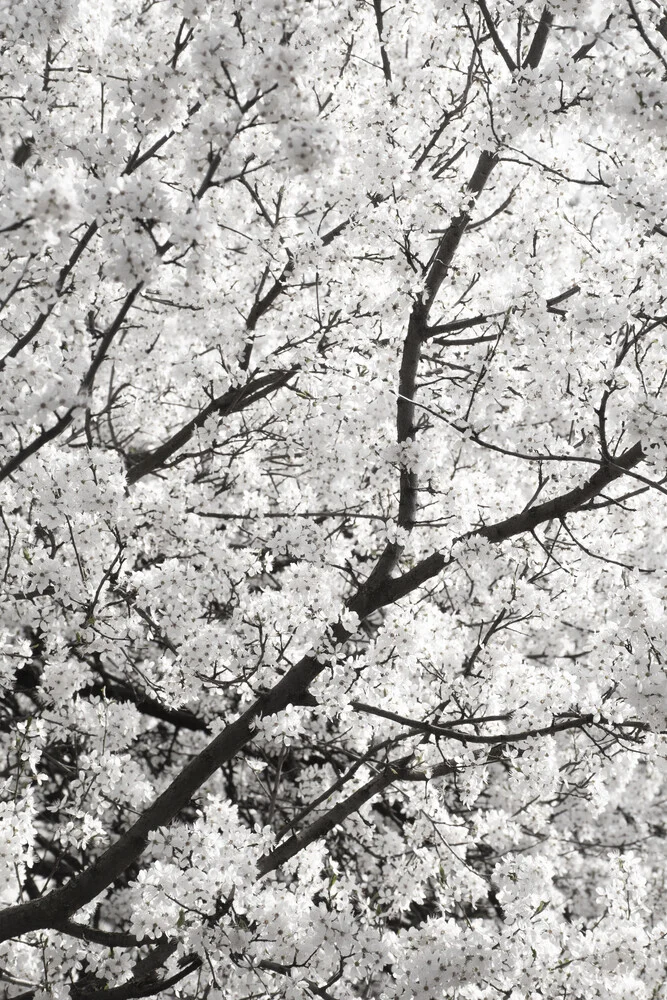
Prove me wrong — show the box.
[1,0,666,997]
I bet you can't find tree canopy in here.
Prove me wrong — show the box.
[1,1,667,998]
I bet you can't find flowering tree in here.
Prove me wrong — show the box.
[1,0,667,997]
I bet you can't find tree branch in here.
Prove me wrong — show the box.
[373,0,392,82]
[350,701,648,745]
[258,755,418,876]
[523,6,554,69]
[363,146,500,592]
[477,0,517,73]
[126,368,297,485]
[370,441,645,608]
[0,221,99,374]
[0,284,142,484]
[0,430,644,943]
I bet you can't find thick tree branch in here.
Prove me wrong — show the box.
[523,6,554,69]
[371,441,645,608]
[364,147,500,593]
[259,753,459,877]
[477,442,645,541]
[0,410,76,484]
[0,284,142,484]
[125,367,297,485]
[423,150,498,311]
[275,735,403,841]
[0,437,644,943]
[72,956,201,1000]
[245,258,295,334]
[53,920,148,948]
[82,671,209,732]
[627,1,667,75]
[373,0,392,82]
[258,702,649,876]
[0,221,99,374]
[477,0,517,73]
[258,755,418,876]
[546,283,580,315]
[81,284,144,394]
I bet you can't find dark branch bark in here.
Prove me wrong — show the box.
[350,701,649,745]
[81,284,143,394]
[321,219,350,245]
[258,757,415,876]
[122,101,201,176]
[245,258,295,332]
[125,367,297,485]
[53,920,147,948]
[425,284,581,342]
[370,441,645,609]
[627,1,667,74]
[571,14,614,66]
[127,218,348,482]
[433,332,501,347]
[426,312,502,337]
[0,284,142,485]
[0,439,643,943]
[477,442,645,541]
[73,957,200,1000]
[275,735,402,841]
[423,150,498,310]
[546,283,580,314]
[477,0,517,73]
[259,752,459,877]
[259,699,649,877]
[0,410,76,484]
[373,0,392,82]
[362,146,500,592]
[523,6,554,69]
[0,221,99,374]
[82,674,209,732]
